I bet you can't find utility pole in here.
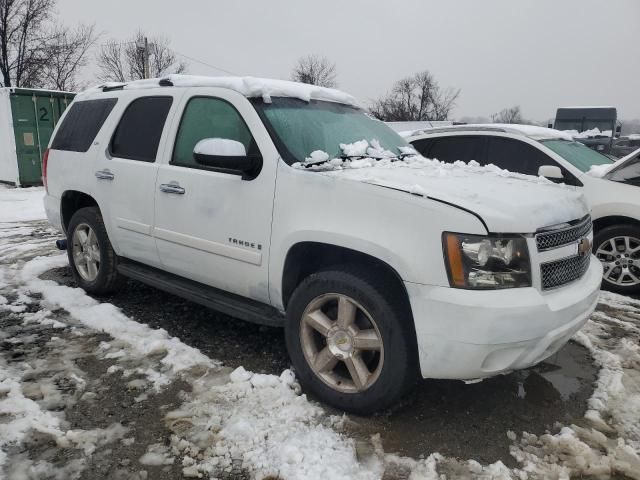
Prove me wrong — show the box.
[144,36,150,79]
[137,36,151,79]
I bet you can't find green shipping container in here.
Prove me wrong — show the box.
[0,87,75,186]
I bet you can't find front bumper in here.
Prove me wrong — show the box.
[406,256,602,380]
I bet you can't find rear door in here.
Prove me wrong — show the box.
[91,93,179,268]
[47,97,118,207]
[486,136,581,184]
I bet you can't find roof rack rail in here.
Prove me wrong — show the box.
[414,126,508,136]
[159,78,173,87]
[102,84,125,92]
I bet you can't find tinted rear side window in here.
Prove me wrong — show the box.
[51,99,117,152]
[488,137,554,176]
[428,136,485,163]
[410,138,434,156]
[110,96,173,162]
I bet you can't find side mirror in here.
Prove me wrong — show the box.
[615,125,622,139]
[193,138,261,180]
[538,165,564,180]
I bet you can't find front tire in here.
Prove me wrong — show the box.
[594,224,640,294]
[285,267,417,414]
[67,207,124,295]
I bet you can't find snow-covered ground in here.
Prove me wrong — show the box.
[0,184,639,479]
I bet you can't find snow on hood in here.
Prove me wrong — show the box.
[78,75,359,107]
[296,141,588,233]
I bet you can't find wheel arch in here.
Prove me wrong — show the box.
[281,241,412,316]
[60,190,99,233]
[593,215,640,233]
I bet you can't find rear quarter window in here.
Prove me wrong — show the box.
[51,98,117,152]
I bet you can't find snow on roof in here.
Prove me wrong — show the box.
[409,123,574,141]
[78,74,359,107]
[488,124,575,140]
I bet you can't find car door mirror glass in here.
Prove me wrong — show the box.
[538,165,564,179]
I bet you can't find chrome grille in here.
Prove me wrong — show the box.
[536,216,592,252]
[540,254,590,290]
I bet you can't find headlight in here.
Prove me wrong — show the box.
[443,233,531,289]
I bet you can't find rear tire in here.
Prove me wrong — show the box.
[594,224,640,295]
[67,207,124,295]
[285,267,418,414]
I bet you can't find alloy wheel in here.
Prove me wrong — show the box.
[71,223,101,282]
[596,235,640,286]
[299,293,384,393]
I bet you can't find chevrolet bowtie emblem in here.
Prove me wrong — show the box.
[578,238,591,257]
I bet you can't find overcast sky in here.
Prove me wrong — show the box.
[56,0,639,121]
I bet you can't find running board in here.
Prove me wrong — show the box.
[117,260,284,327]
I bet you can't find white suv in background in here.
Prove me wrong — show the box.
[408,124,640,295]
[43,77,601,413]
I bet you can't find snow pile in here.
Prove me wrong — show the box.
[505,292,640,479]
[0,366,64,471]
[587,163,614,178]
[18,254,218,388]
[0,185,45,222]
[80,74,359,107]
[563,128,613,139]
[0,354,129,473]
[165,367,379,479]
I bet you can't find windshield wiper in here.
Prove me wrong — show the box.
[300,153,408,169]
[339,154,403,161]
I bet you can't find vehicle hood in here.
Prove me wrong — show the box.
[603,147,640,180]
[320,160,589,233]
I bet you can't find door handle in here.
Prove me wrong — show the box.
[95,169,114,180]
[159,183,185,194]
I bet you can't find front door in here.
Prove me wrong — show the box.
[153,89,277,303]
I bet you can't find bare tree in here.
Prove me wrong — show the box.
[96,41,126,82]
[491,105,523,124]
[97,31,186,82]
[0,0,54,87]
[42,24,97,91]
[291,54,336,88]
[370,70,460,121]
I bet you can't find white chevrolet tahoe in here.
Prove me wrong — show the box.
[43,75,602,413]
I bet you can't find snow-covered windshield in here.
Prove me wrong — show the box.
[540,139,613,172]
[253,97,409,165]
